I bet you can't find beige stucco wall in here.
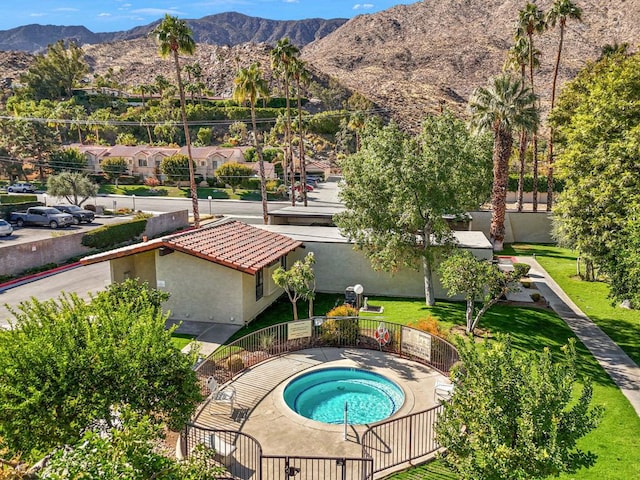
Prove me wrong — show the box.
[154,251,245,325]
[109,250,157,285]
[470,211,553,244]
[300,242,492,299]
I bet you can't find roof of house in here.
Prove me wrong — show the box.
[80,219,302,275]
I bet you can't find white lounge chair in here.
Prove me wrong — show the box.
[434,380,455,401]
[202,433,237,466]
[207,376,236,415]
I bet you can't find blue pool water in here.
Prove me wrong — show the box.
[283,367,405,425]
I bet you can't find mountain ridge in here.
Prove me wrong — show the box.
[0,12,348,53]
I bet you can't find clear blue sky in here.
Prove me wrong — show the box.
[0,1,418,32]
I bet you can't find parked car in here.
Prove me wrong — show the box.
[0,219,13,236]
[10,207,73,229]
[7,182,35,193]
[53,204,95,224]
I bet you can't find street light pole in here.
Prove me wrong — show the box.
[208,195,212,216]
[132,194,136,211]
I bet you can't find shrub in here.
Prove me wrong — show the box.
[266,180,280,192]
[117,175,140,185]
[144,177,161,188]
[84,204,96,212]
[81,218,147,249]
[407,316,448,339]
[242,178,261,190]
[508,174,565,193]
[530,292,542,302]
[513,263,531,277]
[225,354,245,373]
[326,304,358,317]
[0,194,37,204]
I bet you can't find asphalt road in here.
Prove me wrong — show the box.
[0,262,111,329]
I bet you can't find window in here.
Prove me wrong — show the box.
[138,158,147,167]
[255,269,264,301]
[280,255,287,269]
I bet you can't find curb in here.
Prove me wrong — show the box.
[0,262,83,292]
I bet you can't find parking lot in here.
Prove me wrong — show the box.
[0,215,134,247]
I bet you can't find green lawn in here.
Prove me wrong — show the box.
[239,289,639,479]
[98,184,281,201]
[502,244,640,366]
[171,333,195,350]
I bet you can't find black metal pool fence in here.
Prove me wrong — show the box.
[184,317,457,479]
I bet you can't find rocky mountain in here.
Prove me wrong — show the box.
[1,1,638,129]
[0,12,347,53]
[302,0,640,129]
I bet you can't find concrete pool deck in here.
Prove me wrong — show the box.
[192,347,448,465]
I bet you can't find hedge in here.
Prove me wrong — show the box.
[1,201,43,220]
[0,194,37,204]
[508,175,565,193]
[81,218,147,249]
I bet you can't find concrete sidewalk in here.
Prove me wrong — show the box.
[516,257,640,416]
[167,319,243,357]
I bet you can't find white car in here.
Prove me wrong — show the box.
[7,182,35,193]
[0,219,13,236]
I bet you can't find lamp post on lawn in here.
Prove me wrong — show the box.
[42,193,47,206]
[132,194,136,211]
[208,195,212,216]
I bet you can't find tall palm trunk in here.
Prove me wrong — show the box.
[491,126,513,251]
[528,37,539,213]
[547,22,565,211]
[173,50,200,228]
[250,105,269,224]
[295,77,308,207]
[283,76,296,206]
[517,130,528,211]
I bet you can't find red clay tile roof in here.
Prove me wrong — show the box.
[80,220,302,275]
[166,221,301,274]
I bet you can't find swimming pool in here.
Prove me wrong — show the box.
[283,367,405,425]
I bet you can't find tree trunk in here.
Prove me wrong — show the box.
[296,78,308,207]
[528,33,539,213]
[490,126,513,251]
[173,50,200,228]
[517,130,528,212]
[308,298,314,319]
[251,105,269,225]
[421,227,435,306]
[465,299,475,334]
[292,301,298,321]
[547,24,565,212]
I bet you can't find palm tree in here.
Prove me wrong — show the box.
[133,84,157,143]
[506,35,539,212]
[233,63,270,225]
[291,57,311,206]
[469,74,538,251]
[154,74,172,99]
[271,38,300,199]
[152,14,200,228]
[518,3,545,212]
[546,0,582,211]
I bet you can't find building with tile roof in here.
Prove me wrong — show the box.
[81,219,302,326]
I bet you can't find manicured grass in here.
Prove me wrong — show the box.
[502,244,640,366]
[171,333,195,350]
[240,292,639,479]
[98,184,282,201]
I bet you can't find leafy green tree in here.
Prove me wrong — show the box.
[469,74,538,251]
[153,14,200,227]
[233,63,270,224]
[19,40,88,101]
[48,148,88,174]
[3,98,58,182]
[435,335,603,480]
[101,156,129,187]
[335,113,491,306]
[551,51,640,305]
[46,171,98,206]
[0,280,202,458]
[273,252,316,320]
[160,153,194,187]
[439,250,527,334]
[229,121,248,144]
[545,0,583,211]
[40,408,224,480]
[196,127,212,146]
[215,162,254,193]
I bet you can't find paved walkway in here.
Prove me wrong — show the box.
[516,257,640,416]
